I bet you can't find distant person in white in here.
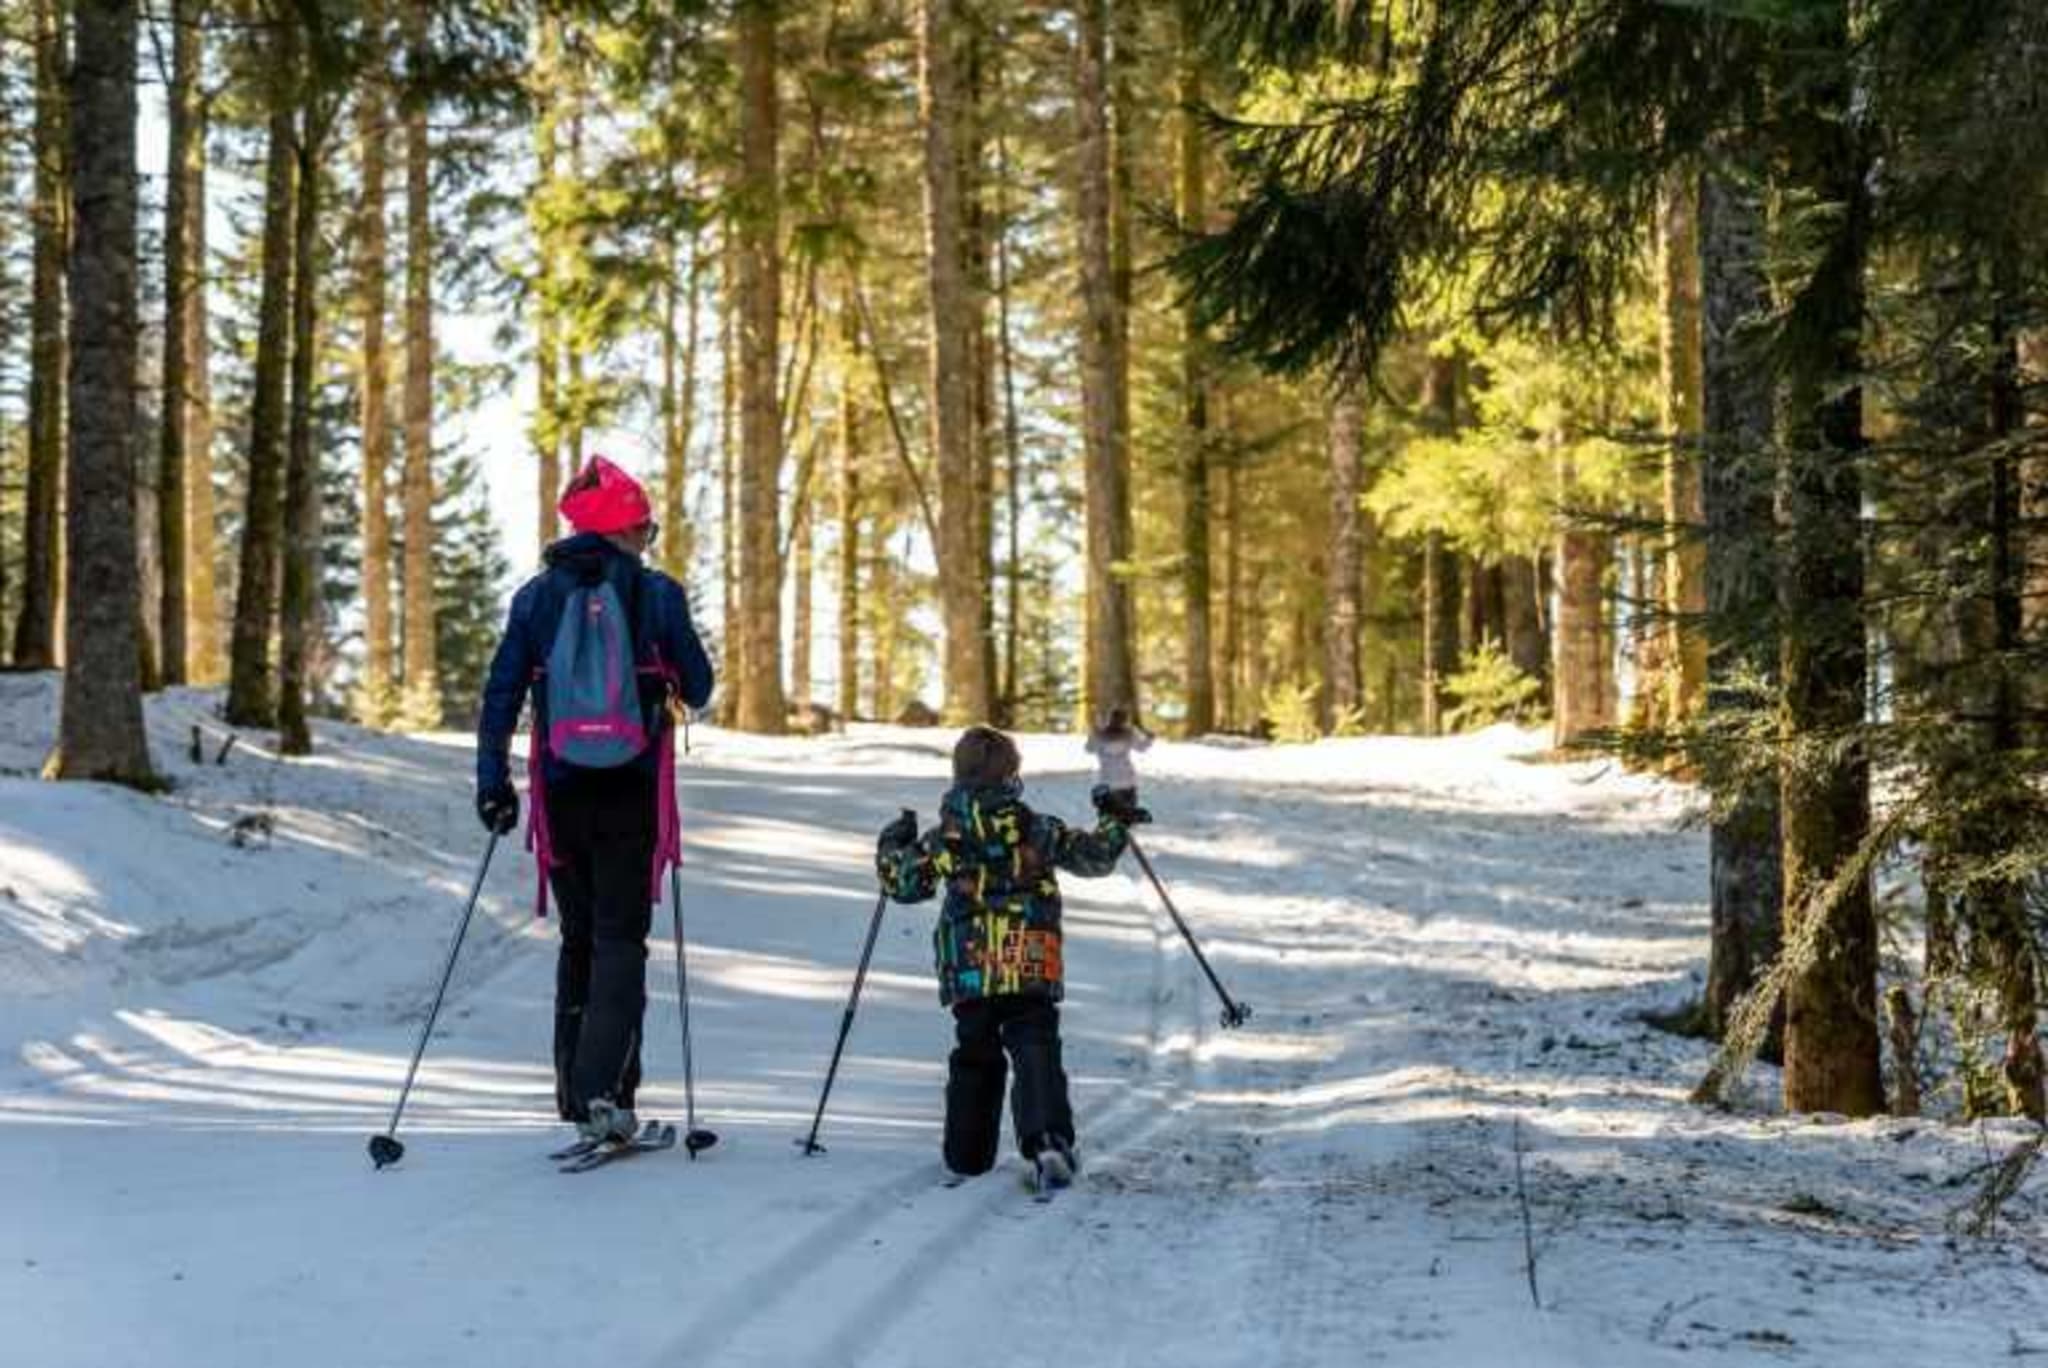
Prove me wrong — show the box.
[1086,707,1153,810]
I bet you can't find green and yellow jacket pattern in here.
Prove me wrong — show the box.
[876,783,1130,1006]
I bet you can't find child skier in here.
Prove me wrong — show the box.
[1085,707,1154,821]
[475,456,714,1147]
[875,725,1147,1191]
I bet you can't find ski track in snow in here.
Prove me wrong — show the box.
[0,672,2044,1367]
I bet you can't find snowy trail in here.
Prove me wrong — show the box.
[3,677,2045,1367]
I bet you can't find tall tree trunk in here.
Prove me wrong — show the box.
[224,39,296,729]
[1420,352,1463,734]
[1176,0,1215,736]
[792,495,813,723]
[1325,380,1364,728]
[16,0,66,669]
[278,114,323,757]
[837,295,861,722]
[532,9,562,552]
[735,0,785,732]
[399,0,439,727]
[155,0,203,685]
[50,0,152,784]
[1220,428,1241,730]
[1659,167,1708,722]
[184,109,219,684]
[1953,279,2044,1119]
[1422,534,1461,735]
[921,0,987,723]
[1502,554,1546,692]
[718,232,740,726]
[965,17,998,715]
[1774,6,1881,1116]
[663,217,704,582]
[994,132,1024,723]
[1699,164,1783,1044]
[1551,472,1612,747]
[1075,0,1137,722]
[357,28,394,724]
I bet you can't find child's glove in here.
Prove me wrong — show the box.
[876,808,920,852]
[1091,785,1152,827]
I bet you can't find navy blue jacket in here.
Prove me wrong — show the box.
[476,533,715,796]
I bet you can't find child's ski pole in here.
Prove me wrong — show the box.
[1128,835,1253,1030]
[797,888,890,1156]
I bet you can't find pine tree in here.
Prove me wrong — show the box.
[398,0,439,728]
[734,0,786,732]
[224,20,298,730]
[154,0,204,686]
[49,0,152,785]
[921,0,987,724]
[15,0,65,670]
[356,1,396,725]
[1075,0,1138,723]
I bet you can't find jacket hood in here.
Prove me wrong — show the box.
[942,779,1026,819]
[542,531,638,584]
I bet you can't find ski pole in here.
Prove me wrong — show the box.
[796,888,890,1156]
[670,864,718,1157]
[368,833,500,1169]
[1128,835,1253,1030]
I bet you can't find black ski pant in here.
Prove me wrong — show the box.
[944,995,1074,1175]
[545,768,656,1123]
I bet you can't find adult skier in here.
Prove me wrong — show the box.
[476,456,714,1147]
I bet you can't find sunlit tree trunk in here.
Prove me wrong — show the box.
[921,0,988,724]
[1551,461,1612,748]
[1325,380,1364,729]
[1421,353,1463,735]
[16,0,66,669]
[1659,167,1708,723]
[994,166,1025,723]
[278,109,325,757]
[718,229,740,726]
[1075,0,1137,722]
[531,10,562,552]
[155,0,204,685]
[356,21,394,724]
[735,0,785,732]
[1176,0,1215,736]
[837,296,861,722]
[184,112,219,685]
[663,213,705,582]
[49,0,152,785]
[399,0,439,728]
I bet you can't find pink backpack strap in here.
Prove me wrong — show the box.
[526,668,556,919]
[646,645,683,901]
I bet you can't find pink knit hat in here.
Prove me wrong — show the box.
[558,456,652,536]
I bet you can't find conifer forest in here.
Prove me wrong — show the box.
[4,3,2048,1365]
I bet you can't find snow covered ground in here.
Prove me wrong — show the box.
[1,672,2042,1367]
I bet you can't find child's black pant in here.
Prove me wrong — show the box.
[545,768,655,1122]
[945,996,1074,1174]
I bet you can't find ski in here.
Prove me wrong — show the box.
[547,1135,605,1163]
[557,1120,678,1174]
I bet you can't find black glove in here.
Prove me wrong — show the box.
[1091,785,1152,827]
[877,808,919,852]
[477,783,520,836]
